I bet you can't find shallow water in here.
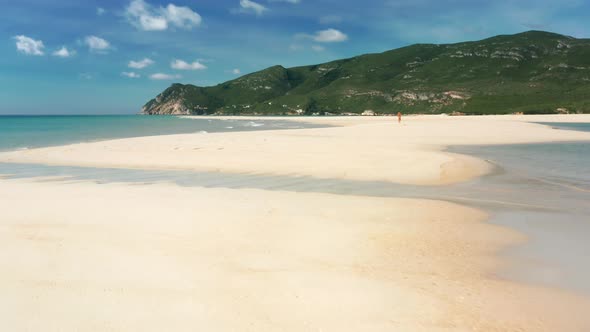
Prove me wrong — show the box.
[448,132,590,294]
[0,121,588,295]
[0,115,326,151]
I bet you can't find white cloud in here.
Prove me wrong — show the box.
[239,0,268,15]
[150,73,182,80]
[84,36,111,52]
[122,71,141,78]
[13,35,45,56]
[171,59,207,70]
[97,7,106,15]
[313,28,348,42]
[127,0,167,30]
[142,15,168,30]
[232,68,241,75]
[267,0,300,3]
[164,4,202,29]
[128,58,154,69]
[311,45,326,52]
[126,0,201,31]
[52,46,74,57]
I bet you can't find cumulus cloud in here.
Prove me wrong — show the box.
[232,68,241,75]
[171,59,207,70]
[126,0,167,30]
[13,35,45,55]
[239,0,268,15]
[52,46,74,57]
[126,0,201,31]
[150,73,182,80]
[128,58,154,69]
[97,7,106,15]
[164,4,202,29]
[84,36,111,52]
[122,71,141,78]
[313,28,348,42]
[268,0,300,3]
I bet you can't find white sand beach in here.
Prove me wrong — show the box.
[1,115,590,331]
[1,115,590,185]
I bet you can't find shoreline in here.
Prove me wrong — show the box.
[2,115,589,186]
[1,115,590,330]
[0,116,329,153]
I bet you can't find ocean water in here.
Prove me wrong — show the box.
[0,119,588,294]
[0,115,325,152]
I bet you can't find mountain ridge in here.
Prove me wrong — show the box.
[142,31,590,115]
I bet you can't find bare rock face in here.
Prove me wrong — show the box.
[140,84,191,115]
[141,99,189,115]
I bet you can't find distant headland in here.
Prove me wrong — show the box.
[142,31,590,116]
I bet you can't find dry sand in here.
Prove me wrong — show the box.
[1,115,590,331]
[1,115,589,185]
[2,179,590,331]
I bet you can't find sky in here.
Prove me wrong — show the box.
[2,0,589,114]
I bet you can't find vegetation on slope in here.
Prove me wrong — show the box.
[142,31,590,115]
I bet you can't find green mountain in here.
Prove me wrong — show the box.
[141,31,590,115]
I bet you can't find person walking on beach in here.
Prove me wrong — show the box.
[397,112,402,124]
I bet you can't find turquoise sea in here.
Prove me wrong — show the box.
[0,118,588,294]
[0,115,324,152]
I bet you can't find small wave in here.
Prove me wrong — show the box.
[199,131,208,134]
[244,121,264,127]
[225,126,234,129]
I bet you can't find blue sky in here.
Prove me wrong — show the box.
[2,0,589,114]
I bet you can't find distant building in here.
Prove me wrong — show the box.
[361,110,376,116]
[556,108,569,114]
